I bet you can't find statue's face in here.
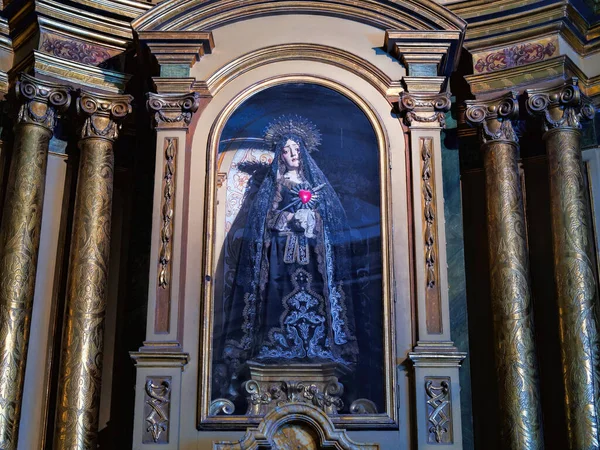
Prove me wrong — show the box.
[281,139,300,170]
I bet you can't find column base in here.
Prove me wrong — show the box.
[409,342,466,450]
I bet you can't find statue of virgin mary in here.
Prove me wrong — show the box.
[219,115,359,398]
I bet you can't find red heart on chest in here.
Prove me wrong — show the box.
[298,190,312,204]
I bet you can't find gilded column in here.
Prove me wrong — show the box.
[526,79,599,450]
[53,91,132,450]
[0,74,71,449]
[465,93,543,449]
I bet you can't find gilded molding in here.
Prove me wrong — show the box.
[147,92,200,129]
[32,50,130,94]
[425,377,452,444]
[421,137,442,334]
[200,44,398,98]
[398,91,451,127]
[158,138,176,291]
[526,78,595,131]
[138,31,214,67]
[144,377,171,444]
[526,79,600,450]
[133,0,465,34]
[465,92,519,144]
[77,90,133,141]
[16,73,72,131]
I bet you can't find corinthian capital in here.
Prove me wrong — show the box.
[398,91,451,128]
[465,92,519,144]
[147,92,201,130]
[526,78,595,131]
[77,91,133,142]
[16,73,72,132]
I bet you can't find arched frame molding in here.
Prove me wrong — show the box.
[196,43,402,99]
[132,58,415,448]
[133,0,465,33]
[199,73,398,429]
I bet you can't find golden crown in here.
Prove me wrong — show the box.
[263,115,322,153]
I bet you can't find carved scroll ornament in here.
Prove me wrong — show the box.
[77,91,133,141]
[158,138,177,290]
[465,91,519,144]
[144,378,172,444]
[147,92,200,129]
[398,91,451,127]
[526,78,595,131]
[16,73,72,131]
[425,378,452,444]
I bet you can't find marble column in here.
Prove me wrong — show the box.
[466,92,544,450]
[53,90,132,450]
[527,78,599,450]
[0,73,71,450]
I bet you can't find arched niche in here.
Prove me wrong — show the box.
[132,1,467,449]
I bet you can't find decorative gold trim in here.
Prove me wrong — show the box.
[31,50,131,94]
[155,137,178,334]
[465,55,600,102]
[420,137,442,335]
[198,75,396,429]
[158,138,177,291]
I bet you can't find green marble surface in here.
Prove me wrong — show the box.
[442,109,474,450]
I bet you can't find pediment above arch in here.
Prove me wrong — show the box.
[134,0,466,78]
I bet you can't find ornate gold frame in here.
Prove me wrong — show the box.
[197,74,398,429]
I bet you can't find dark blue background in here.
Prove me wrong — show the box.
[220,83,381,235]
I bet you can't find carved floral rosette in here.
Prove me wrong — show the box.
[398,91,451,128]
[526,78,595,132]
[465,92,519,144]
[77,91,133,141]
[147,92,201,129]
[16,73,72,131]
